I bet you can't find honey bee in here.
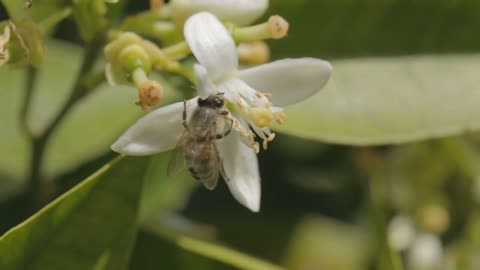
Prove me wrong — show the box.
[167,93,233,190]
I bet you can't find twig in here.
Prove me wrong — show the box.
[23,34,105,208]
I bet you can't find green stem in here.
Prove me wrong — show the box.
[37,7,73,34]
[24,34,105,208]
[162,41,190,59]
[20,67,37,137]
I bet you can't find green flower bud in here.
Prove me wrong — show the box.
[0,20,44,68]
[119,44,152,76]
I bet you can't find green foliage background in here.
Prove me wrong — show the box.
[1,0,480,269]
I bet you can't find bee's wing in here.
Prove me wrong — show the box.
[167,132,188,177]
[199,145,220,190]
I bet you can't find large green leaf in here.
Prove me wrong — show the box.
[276,54,480,145]
[0,155,148,270]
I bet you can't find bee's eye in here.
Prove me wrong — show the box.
[213,98,224,107]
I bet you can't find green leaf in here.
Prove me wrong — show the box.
[0,155,148,270]
[275,54,480,145]
[143,221,285,270]
[175,236,285,270]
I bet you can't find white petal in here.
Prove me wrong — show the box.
[171,0,269,26]
[237,58,333,106]
[194,64,217,99]
[216,131,261,212]
[184,12,238,81]
[111,99,197,155]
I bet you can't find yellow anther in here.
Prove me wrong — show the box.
[263,92,273,98]
[253,142,260,154]
[249,107,274,128]
[268,133,276,142]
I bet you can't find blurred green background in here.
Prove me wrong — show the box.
[2,0,480,270]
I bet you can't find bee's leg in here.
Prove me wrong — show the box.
[219,110,229,116]
[210,119,233,140]
[182,99,189,130]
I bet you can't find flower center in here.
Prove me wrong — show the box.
[226,87,285,153]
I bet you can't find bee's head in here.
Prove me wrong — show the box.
[198,93,225,108]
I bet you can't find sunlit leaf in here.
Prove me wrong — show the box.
[276,54,480,145]
[0,155,148,270]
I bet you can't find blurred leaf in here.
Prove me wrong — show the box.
[269,0,480,58]
[0,39,181,184]
[0,155,148,270]
[284,216,371,270]
[140,152,197,220]
[276,54,480,145]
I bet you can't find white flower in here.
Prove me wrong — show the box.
[111,12,332,212]
[184,12,332,151]
[170,0,268,26]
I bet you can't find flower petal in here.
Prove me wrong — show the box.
[194,64,217,99]
[111,99,197,155]
[171,0,269,26]
[216,131,261,212]
[237,58,333,106]
[184,12,238,81]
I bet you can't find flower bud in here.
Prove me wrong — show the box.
[1,20,44,67]
[105,33,154,85]
[119,44,152,75]
[237,41,270,65]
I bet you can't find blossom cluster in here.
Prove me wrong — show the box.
[109,0,333,211]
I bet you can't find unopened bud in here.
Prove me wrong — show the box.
[238,41,270,65]
[267,15,289,39]
[418,204,450,234]
[119,44,152,75]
